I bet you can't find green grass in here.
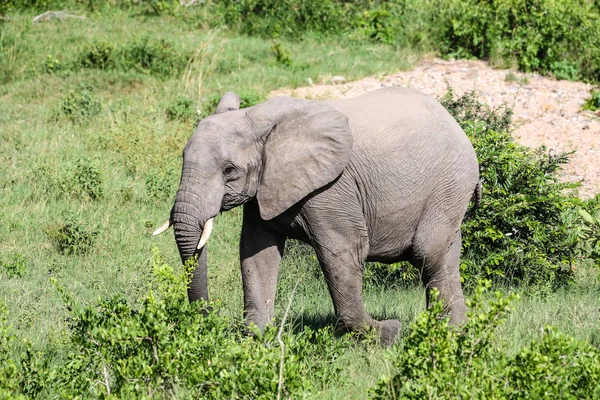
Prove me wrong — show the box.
[1,7,600,399]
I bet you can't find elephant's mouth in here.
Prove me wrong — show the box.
[152,216,214,251]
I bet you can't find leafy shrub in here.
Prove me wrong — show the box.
[145,167,177,201]
[216,0,352,38]
[165,96,194,121]
[355,8,396,45]
[76,37,186,77]
[147,0,179,16]
[578,195,600,266]
[42,54,61,73]
[0,299,52,399]
[0,249,349,398]
[78,39,115,70]
[27,158,103,202]
[431,0,600,81]
[371,281,600,399]
[51,251,347,398]
[1,0,55,11]
[271,41,293,68]
[0,301,23,399]
[583,90,600,111]
[0,253,27,278]
[56,85,102,123]
[364,261,419,290]
[441,90,581,289]
[121,36,184,76]
[45,213,99,255]
[60,157,104,201]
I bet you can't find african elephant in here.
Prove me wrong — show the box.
[154,87,480,345]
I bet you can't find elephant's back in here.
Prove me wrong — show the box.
[326,86,476,169]
[326,87,479,259]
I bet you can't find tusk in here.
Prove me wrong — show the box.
[197,218,214,249]
[153,219,172,236]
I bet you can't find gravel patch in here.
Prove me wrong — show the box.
[271,58,600,198]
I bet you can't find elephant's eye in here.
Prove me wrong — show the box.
[223,165,235,177]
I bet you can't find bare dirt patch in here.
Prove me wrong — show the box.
[271,58,600,198]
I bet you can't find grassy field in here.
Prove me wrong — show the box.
[1,5,600,399]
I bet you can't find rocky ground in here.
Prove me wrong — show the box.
[272,58,600,198]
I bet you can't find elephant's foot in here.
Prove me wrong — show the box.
[377,319,401,346]
[244,309,274,335]
[342,317,401,346]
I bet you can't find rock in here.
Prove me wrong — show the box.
[330,76,346,85]
[582,124,590,130]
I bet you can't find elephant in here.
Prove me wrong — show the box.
[154,87,481,345]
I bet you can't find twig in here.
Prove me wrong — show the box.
[277,281,299,400]
[180,0,203,6]
[102,364,111,395]
[32,11,86,24]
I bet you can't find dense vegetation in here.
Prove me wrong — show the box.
[1,1,600,398]
[3,0,600,82]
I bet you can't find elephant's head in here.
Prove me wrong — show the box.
[154,92,354,302]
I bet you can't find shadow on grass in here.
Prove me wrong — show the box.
[287,309,406,340]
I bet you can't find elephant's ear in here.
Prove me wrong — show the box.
[215,92,241,114]
[257,104,353,220]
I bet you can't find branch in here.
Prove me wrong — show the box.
[32,11,86,24]
[180,0,203,6]
[277,281,299,400]
[102,364,111,395]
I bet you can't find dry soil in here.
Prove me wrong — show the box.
[271,58,600,198]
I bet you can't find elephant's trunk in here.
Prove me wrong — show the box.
[172,206,210,302]
[172,173,219,302]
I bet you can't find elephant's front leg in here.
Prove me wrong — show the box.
[240,202,286,331]
[310,219,401,346]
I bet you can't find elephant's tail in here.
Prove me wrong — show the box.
[463,179,482,222]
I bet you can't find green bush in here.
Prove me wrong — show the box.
[0,249,349,398]
[78,39,115,70]
[60,157,104,201]
[355,8,396,45]
[441,90,581,289]
[165,96,195,121]
[42,54,61,73]
[45,213,99,255]
[430,0,600,81]
[371,281,600,399]
[271,41,293,68]
[215,0,353,38]
[203,0,600,81]
[578,195,600,267]
[122,36,184,76]
[77,36,186,77]
[583,90,600,111]
[145,167,177,201]
[0,253,27,278]
[56,85,102,123]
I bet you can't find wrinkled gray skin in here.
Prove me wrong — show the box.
[170,87,480,345]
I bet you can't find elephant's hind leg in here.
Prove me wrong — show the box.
[413,228,466,324]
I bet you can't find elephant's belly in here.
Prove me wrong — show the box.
[366,234,414,264]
